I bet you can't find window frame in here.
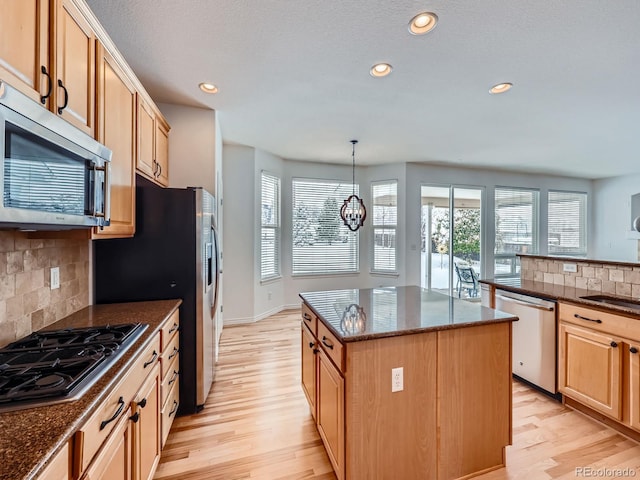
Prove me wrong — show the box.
[371,180,398,275]
[260,171,281,282]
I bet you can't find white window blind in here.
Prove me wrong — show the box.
[292,179,359,275]
[260,172,280,280]
[548,191,587,256]
[494,187,539,276]
[372,181,397,272]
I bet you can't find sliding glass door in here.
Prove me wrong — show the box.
[421,185,483,299]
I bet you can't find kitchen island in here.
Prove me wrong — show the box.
[299,286,518,480]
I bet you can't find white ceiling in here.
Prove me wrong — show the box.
[86,0,640,179]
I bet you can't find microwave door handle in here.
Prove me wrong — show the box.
[91,163,110,221]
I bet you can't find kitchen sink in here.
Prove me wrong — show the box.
[580,294,640,310]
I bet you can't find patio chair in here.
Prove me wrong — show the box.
[454,264,479,298]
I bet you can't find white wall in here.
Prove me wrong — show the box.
[158,103,217,194]
[591,173,640,261]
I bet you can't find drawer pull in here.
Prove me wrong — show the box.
[168,370,179,386]
[168,347,179,360]
[138,398,147,409]
[100,396,125,431]
[168,323,179,334]
[303,313,312,322]
[130,412,140,423]
[321,336,334,350]
[144,350,158,368]
[611,341,618,348]
[169,400,178,417]
[574,313,602,324]
[313,348,320,354]
[631,347,639,354]
[308,342,314,349]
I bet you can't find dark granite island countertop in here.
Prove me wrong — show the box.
[299,285,517,342]
[0,299,181,480]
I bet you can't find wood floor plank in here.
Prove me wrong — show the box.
[154,309,640,480]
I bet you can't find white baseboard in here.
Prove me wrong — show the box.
[224,303,301,326]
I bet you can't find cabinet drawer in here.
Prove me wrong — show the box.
[161,359,180,407]
[161,384,180,447]
[302,303,317,335]
[161,333,180,380]
[36,442,69,480]
[317,321,344,373]
[559,302,640,341]
[75,333,160,474]
[161,310,180,352]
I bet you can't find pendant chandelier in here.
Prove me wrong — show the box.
[340,140,367,232]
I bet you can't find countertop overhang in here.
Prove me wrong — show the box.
[0,299,182,480]
[300,285,517,342]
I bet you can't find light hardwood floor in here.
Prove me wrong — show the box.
[154,310,640,480]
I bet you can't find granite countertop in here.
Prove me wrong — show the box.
[0,299,182,480]
[299,285,517,343]
[480,277,640,317]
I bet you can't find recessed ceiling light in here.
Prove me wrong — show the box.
[370,63,393,78]
[409,12,438,35]
[199,82,218,94]
[489,83,513,94]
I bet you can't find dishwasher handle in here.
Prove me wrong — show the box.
[495,293,555,312]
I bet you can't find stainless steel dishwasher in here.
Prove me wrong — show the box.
[494,289,557,395]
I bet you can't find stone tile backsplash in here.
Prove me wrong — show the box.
[520,256,640,298]
[0,231,89,348]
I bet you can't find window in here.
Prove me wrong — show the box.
[260,172,280,280]
[292,178,359,275]
[372,181,397,273]
[548,191,587,256]
[494,187,539,276]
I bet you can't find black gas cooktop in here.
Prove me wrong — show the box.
[0,323,147,413]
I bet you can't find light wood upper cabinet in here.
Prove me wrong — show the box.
[558,322,622,420]
[0,0,50,105]
[93,42,136,239]
[154,114,170,187]
[54,0,96,136]
[136,96,170,187]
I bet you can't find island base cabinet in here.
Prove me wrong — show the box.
[558,323,622,420]
[629,343,640,430]
[301,324,317,420]
[317,349,344,480]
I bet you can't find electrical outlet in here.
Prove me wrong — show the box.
[50,267,60,290]
[563,263,577,273]
[392,367,403,392]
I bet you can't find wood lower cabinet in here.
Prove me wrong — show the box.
[300,323,317,419]
[131,365,161,480]
[558,322,622,419]
[80,409,132,480]
[94,41,136,239]
[630,342,640,430]
[36,442,70,480]
[316,348,344,479]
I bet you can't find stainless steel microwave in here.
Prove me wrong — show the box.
[0,81,111,229]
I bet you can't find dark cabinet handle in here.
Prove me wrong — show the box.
[631,347,639,354]
[40,66,52,104]
[308,342,314,348]
[313,348,320,354]
[321,336,334,350]
[100,396,125,430]
[168,347,179,360]
[129,412,140,423]
[168,370,179,386]
[138,398,147,409]
[169,400,178,417]
[303,313,312,322]
[57,79,68,114]
[143,350,158,368]
[168,323,179,334]
[574,313,602,324]
[157,163,162,178]
[611,341,618,348]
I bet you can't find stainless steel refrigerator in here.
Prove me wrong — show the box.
[94,175,220,414]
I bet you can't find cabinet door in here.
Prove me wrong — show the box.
[136,95,156,180]
[132,369,161,480]
[0,0,50,105]
[630,343,640,431]
[81,408,132,480]
[301,323,317,419]
[36,442,69,480]
[54,0,95,136]
[558,323,622,419]
[317,349,344,480]
[154,115,169,186]
[94,42,136,238]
